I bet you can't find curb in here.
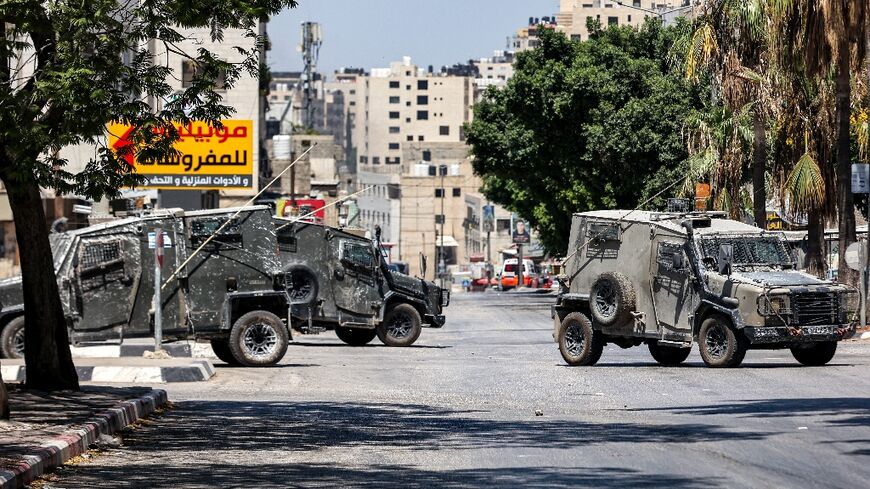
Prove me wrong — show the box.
[0,360,214,384]
[0,389,168,489]
[71,343,192,358]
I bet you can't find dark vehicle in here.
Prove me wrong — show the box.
[552,210,857,368]
[0,206,293,367]
[273,218,449,347]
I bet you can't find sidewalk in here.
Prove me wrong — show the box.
[0,385,167,488]
[1,358,215,384]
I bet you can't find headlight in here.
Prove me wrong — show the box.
[757,295,791,316]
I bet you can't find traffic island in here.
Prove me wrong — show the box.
[1,358,214,384]
[0,385,168,488]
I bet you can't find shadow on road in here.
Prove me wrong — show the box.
[54,400,753,487]
[59,462,721,488]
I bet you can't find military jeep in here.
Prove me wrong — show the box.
[0,206,294,367]
[552,210,857,368]
[272,218,449,347]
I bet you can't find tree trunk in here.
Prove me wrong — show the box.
[806,210,826,278]
[752,112,767,229]
[0,368,8,419]
[836,52,858,286]
[1,175,78,391]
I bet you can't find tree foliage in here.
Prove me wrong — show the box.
[466,19,706,254]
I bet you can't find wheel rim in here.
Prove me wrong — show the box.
[243,323,279,358]
[594,282,617,318]
[564,322,585,357]
[12,327,24,357]
[387,313,413,339]
[705,323,728,358]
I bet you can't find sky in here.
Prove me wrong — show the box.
[268,0,559,75]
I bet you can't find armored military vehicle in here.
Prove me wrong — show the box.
[552,210,857,368]
[272,218,449,347]
[0,206,294,367]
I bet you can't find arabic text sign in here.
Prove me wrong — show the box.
[108,120,254,189]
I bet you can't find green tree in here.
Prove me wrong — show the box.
[466,19,705,253]
[0,0,296,414]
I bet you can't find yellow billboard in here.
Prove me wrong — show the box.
[107,120,254,189]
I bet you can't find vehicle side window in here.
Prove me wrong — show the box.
[586,221,620,242]
[656,241,685,271]
[341,241,374,270]
[78,240,125,291]
[276,228,298,253]
[189,217,243,250]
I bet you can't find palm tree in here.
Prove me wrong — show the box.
[800,0,867,285]
[683,0,771,228]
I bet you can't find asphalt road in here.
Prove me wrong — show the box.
[50,291,870,488]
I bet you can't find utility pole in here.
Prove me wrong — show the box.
[300,22,322,130]
[439,164,447,288]
[152,228,164,352]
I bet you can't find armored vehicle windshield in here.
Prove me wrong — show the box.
[698,235,792,268]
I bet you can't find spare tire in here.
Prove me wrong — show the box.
[285,266,319,304]
[589,272,636,327]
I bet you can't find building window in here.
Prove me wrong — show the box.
[418,80,429,90]
[387,157,401,165]
[422,150,431,161]
[407,135,414,141]
[389,81,400,88]
[388,143,400,150]
[452,188,461,197]
[435,215,445,224]
[628,15,632,22]
[389,96,400,104]
[417,111,429,120]
[406,101,411,107]
[435,188,444,198]
[406,84,411,90]
[417,95,429,105]
[428,165,436,176]
[389,111,400,119]
[349,89,356,94]
[372,156,380,164]
[439,125,450,136]
[359,156,368,164]
[418,135,425,141]
[389,126,400,134]
[608,16,619,26]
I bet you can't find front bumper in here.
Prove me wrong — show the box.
[426,314,446,328]
[744,323,855,344]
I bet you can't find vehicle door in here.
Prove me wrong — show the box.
[331,239,383,318]
[650,238,695,336]
[73,235,142,336]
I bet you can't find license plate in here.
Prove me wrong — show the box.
[803,326,833,335]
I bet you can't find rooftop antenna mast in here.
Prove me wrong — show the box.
[300,22,323,130]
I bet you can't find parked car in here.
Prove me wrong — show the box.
[0,206,293,367]
[499,258,539,290]
[552,210,858,368]
[272,219,449,347]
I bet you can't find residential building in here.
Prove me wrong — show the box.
[556,0,696,41]
[355,57,474,247]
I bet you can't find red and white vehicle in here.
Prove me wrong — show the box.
[499,258,540,290]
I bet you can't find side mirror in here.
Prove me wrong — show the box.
[671,252,685,271]
[718,244,733,276]
[420,252,428,278]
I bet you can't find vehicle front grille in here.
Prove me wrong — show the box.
[792,293,838,326]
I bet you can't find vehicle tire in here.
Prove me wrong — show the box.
[336,326,377,346]
[589,272,636,327]
[0,316,25,359]
[791,341,837,366]
[558,312,605,366]
[285,266,319,304]
[210,338,241,366]
[648,341,691,366]
[698,315,747,368]
[228,311,289,367]
[377,304,422,347]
